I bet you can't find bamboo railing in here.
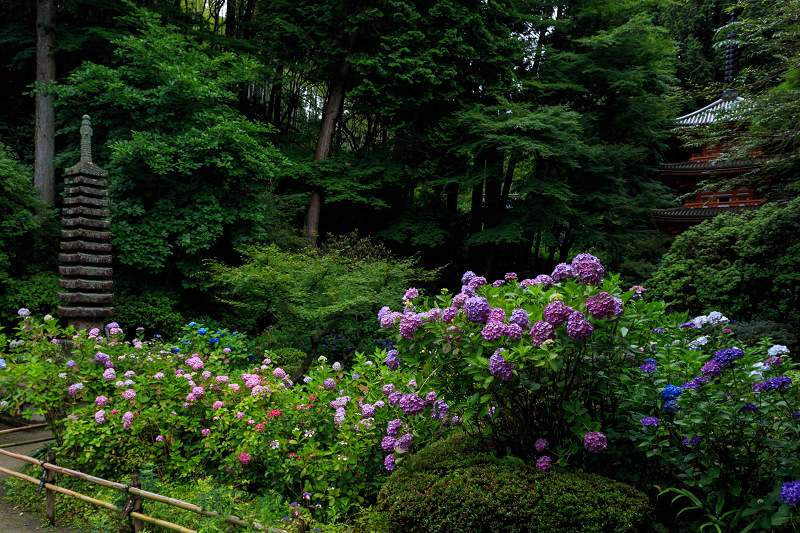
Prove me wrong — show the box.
[0,425,288,533]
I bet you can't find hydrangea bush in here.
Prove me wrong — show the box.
[376,255,667,465]
[625,313,800,530]
[0,312,447,522]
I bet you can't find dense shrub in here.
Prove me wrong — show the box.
[112,285,187,341]
[0,271,59,323]
[378,435,653,533]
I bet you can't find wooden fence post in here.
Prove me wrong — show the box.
[45,450,56,526]
[131,473,144,532]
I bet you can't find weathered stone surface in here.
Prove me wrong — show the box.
[59,265,112,277]
[62,206,110,218]
[59,253,112,264]
[60,240,112,252]
[63,186,108,197]
[59,279,114,290]
[61,229,111,240]
[63,161,109,178]
[57,306,114,318]
[62,196,109,208]
[64,174,108,186]
[62,217,111,229]
[58,292,114,304]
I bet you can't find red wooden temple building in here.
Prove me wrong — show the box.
[653,91,772,234]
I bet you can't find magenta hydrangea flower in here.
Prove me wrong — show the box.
[94,410,105,424]
[585,292,623,320]
[530,321,556,347]
[584,432,607,453]
[489,349,514,381]
[399,393,426,415]
[535,438,548,452]
[399,312,422,339]
[212,401,224,410]
[156,435,165,443]
[239,452,251,465]
[551,263,574,281]
[566,312,594,341]
[95,395,108,407]
[362,403,375,417]
[122,389,136,401]
[464,296,491,323]
[384,453,395,471]
[536,456,552,471]
[273,368,286,380]
[571,253,605,285]
[201,428,211,436]
[542,301,573,326]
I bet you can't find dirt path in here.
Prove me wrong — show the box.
[0,422,81,533]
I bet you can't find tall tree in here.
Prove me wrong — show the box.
[34,0,56,209]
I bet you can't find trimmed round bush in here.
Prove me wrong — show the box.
[378,435,652,533]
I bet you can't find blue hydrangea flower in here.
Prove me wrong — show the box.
[661,385,682,402]
[198,328,207,335]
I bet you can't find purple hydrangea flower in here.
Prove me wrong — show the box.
[584,432,607,453]
[481,321,507,341]
[529,321,556,347]
[739,403,758,414]
[382,384,395,395]
[551,263,574,281]
[701,360,724,378]
[425,391,437,403]
[536,456,552,471]
[641,417,660,427]
[763,356,783,367]
[384,454,395,471]
[403,287,419,301]
[387,419,403,437]
[323,378,336,390]
[752,376,793,392]
[385,349,401,371]
[542,301,573,327]
[682,434,703,446]
[492,280,505,287]
[505,272,518,280]
[426,308,443,322]
[399,393,426,415]
[441,306,458,323]
[640,363,657,374]
[468,276,487,289]
[95,410,105,424]
[780,481,800,506]
[506,324,524,340]
[488,307,506,323]
[387,390,402,406]
[566,312,593,341]
[509,309,530,329]
[571,253,605,285]
[464,297,491,323]
[461,271,477,285]
[122,389,136,401]
[333,408,346,425]
[488,349,514,381]
[678,321,698,329]
[95,395,108,407]
[714,348,745,367]
[122,411,134,423]
[399,312,422,339]
[381,436,399,452]
[398,432,414,450]
[452,293,468,308]
[585,292,623,320]
[535,438,548,452]
[362,403,375,418]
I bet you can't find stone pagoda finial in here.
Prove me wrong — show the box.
[80,114,93,163]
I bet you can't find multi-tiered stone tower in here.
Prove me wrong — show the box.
[57,115,114,330]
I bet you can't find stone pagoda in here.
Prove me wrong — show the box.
[57,115,114,330]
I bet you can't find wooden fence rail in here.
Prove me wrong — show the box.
[0,425,288,533]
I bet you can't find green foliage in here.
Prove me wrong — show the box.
[208,236,435,372]
[378,438,653,533]
[0,271,59,323]
[647,200,800,340]
[112,285,187,341]
[48,4,290,284]
[0,144,48,286]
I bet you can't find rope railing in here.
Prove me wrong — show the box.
[0,425,288,533]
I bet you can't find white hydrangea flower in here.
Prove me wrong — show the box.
[768,345,790,357]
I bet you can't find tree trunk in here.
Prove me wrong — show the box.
[35,0,56,210]
[304,33,357,247]
[225,0,236,39]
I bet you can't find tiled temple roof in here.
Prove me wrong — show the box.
[675,91,746,126]
[652,204,761,221]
